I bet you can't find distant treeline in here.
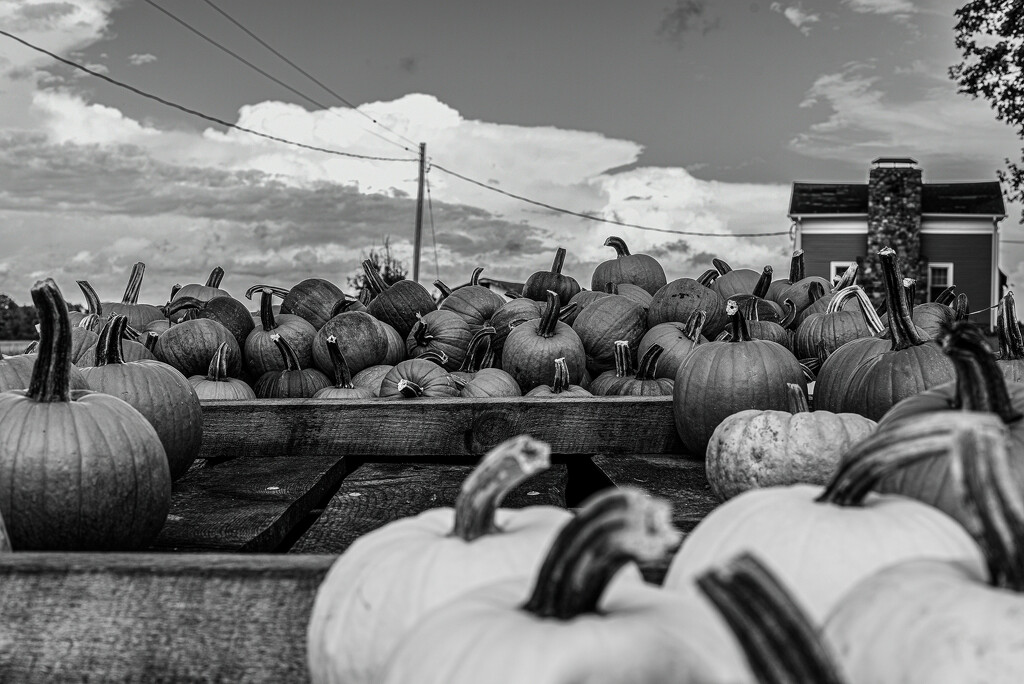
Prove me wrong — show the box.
[0,294,83,340]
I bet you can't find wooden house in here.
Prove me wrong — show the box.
[788,157,1006,327]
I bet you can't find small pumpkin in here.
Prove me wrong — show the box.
[610,344,674,396]
[521,247,581,304]
[379,357,460,399]
[590,236,667,295]
[245,288,318,377]
[312,310,389,378]
[155,318,243,378]
[406,310,473,371]
[188,342,257,401]
[255,334,332,399]
[524,357,593,398]
[312,335,378,399]
[362,259,436,338]
[502,290,587,392]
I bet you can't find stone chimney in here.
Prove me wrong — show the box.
[860,158,926,305]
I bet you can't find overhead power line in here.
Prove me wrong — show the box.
[430,163,792,238]
[141,0,416,155]
[0,29,417,162]
[199,0,420,150]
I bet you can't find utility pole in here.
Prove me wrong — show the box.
[413,142,426,284]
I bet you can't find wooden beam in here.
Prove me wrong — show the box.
[197,397,683,460]
[0,553,333,683]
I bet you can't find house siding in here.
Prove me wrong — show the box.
[801,233,867,281]
[920,233,994,327]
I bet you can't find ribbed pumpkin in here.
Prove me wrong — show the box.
[363,260,436,338]
[673,300,806,457]
[773,250,832,317]
[172,266,231,309]
[81,315,204,480]
[0,348,90,392]
[996,291,1024,383]
[75,316,157,368]
[313,335,378,399]
[524,357,592,397]
[0,279,171,550]
[188,342,257,401]
[502,291,587,392]
[706,383,876,501]
[707,258,762,301]
[571,289,646,376]
[725,297,792,351]
[590,236,667,295]
[164,294,255,351]
[840,249,956,420]
[437,267,506,330]
[245,288,317,377]
[489,297,577,358]
[246,279,347,331]
[406,310,473,371]
[729,265,785,323]
[588,340,634,396]
[100,262,165,329]
[648,276,728,339]
[255,334,331,398]
[155,318,243,378]
[794,285,885,359]
[521,247,581,304]
[637,310,706,380]
[379,356,460,398]
[312,310,388,378]
[351,364,392,397]
[789,261,860,327]
[609,344,674,396]
[69,325,99,365]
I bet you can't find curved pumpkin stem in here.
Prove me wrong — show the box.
[952,293,970,321]
[504,290,523,300]
[635,344,664,381]
[244,284,289,301]
[205,267,225,289]
[434,280,452,301]
[396,378,425,398]
[537,290,561,339]
[550,357,571,393]
[684,309,707,342]
[324,335,356,388]
[780,299,798,330]
[550,247,567,275]
[361,259,389,295]
[120,262,146,305]
[94,315,129,367]
[521,488,679,620]
[934,285,957,305]
[77,280,102,316]
[879,248,929,351]
[752,265,773,299]
[939,322,1022,424]
[828,286,885,335]
[469,266,485,287]
[557,301,578,322]
[27,279,72,403]
[604,236,630,257]
[256,289,279,331]
[417,349,448,366]
[206,342,231,382]
[787,383,810,413]
[270,333,301,372]
[696,269,719,287]
[833,261,858,291]
[697,553,848,684]
[806,281,826,306]
[458,327,496,373]
[998,292,1024,360]
[726,300,753,343]
[713,258,733,275]
[330,293,360,318]
[451,435,552,542]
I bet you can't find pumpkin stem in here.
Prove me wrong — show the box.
[696,269,719,287]
[206,342,231,381]
[458,327,496,373]
[505,289,523,299]
[411,315,434,349]
[252,288,277,332]
[27,279,73,403]
[521,488,680,620]
[469,267,484,287]
[635,344,664,381]
[833,261,859,291]
[162,295,208,319]
[537,290,561,339]
[998,292,1024,360]
[205,267,225,289]
[451,435,552,542]
[787,250,805,283]
[324,334,356,388]
[270,333,301,372]
[169,283,182,301]
[416,349,449,366]
[787,383,810,413]
[879,248,929,351]
[119,262,146,305]
[684,309,707,342]
[77,280,102,316]
[903,278,917,310]
[816,412,1005,506]
[140,331,160,353]
[434,280,452,301]
[361,259,389,295]
[934,285,957,305]
[612,340,634,378]
[827,286,886,335]
[94,314,129,367]
[752,265,773,299]
[713,258,733,275]
[396,378,425,398]
[330,293,360,318]
[550,357,570,393]
[604,236,630,258]
[952,293,970,321]
[780,299,798,330]
[798,359,819,383]
[806,281,825,306]
[557,301,578,322]
[939,322,1023,424]
[605,282,618,295]
[949,425,1024,590]
[726,300,753,343]
[550,247,567,275]
[244,284,289,301]
[696,553,848,684]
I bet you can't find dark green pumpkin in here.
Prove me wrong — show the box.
[406,310,473,371]
[164,295,255,351]
[637,310,707,380]
[437,267,506,330]
[707,258,762,301]
[379,357,460,398]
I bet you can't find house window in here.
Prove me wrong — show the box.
[829,261,855,285]
[928,263,954,302]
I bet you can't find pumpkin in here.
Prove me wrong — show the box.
[673,300,806,457]
[377,319,406,365]
[794,285,885,359]
[70,279,103,328]
[0,348,90,392]
[313,335,378,399]
[0,278,171,550]
[502,291,587,392]
[524,357,592,397]
[163,294,255,351]
[451,326,498,385]
[773,250,832,317]
[663,412,991,623]
[75,316,157,368]
[607,344,673,396]
[788,260,860,326]
[255,334,332,399]
[571,288,646,376]
[521,247,581,304]
[245,288,317,377]
[406,310,473,371]
[155,318,243,378]
[69,325,99,365]
[706,383,876,501]
[188,342,257,401]
[246,279,348,331]
[840,249,956,420]
[729,265,785,323]
[307,436,573,684]
[590,236,667,295]
[588,340,634,396]
[996,291,1024,383]
[724,297,792,351]
[380,489,756,684]
[561,289,607,326]
[379,357,460,399]
[437,267,506,330]
[449,327,521,398]
[489,297,575,358]
[362,259,436,338]
[637,310,706,380]
[648,276,728,340]
[825,424,1022,683]
[707,258,761,301]
[312,310,388,378]
[172,266,231,309]
[351,364,393,397]
[80,315,204,481]
[99,262,165,329]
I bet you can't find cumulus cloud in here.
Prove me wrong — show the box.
[128,52,156,66]
[0,0,116,74]
[770,3,821,35]
[843,0,916,14]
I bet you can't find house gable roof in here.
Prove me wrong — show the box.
[790,180,1005,217]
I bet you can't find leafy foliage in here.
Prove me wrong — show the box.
[346,236,410,302]
[950,1,1024,209]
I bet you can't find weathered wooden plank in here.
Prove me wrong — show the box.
[152,449,350,552]
[0,553,333,683]
[198,397,681,460]
[291,461,568,554]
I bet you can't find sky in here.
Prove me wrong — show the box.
[0,0,1022,306]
